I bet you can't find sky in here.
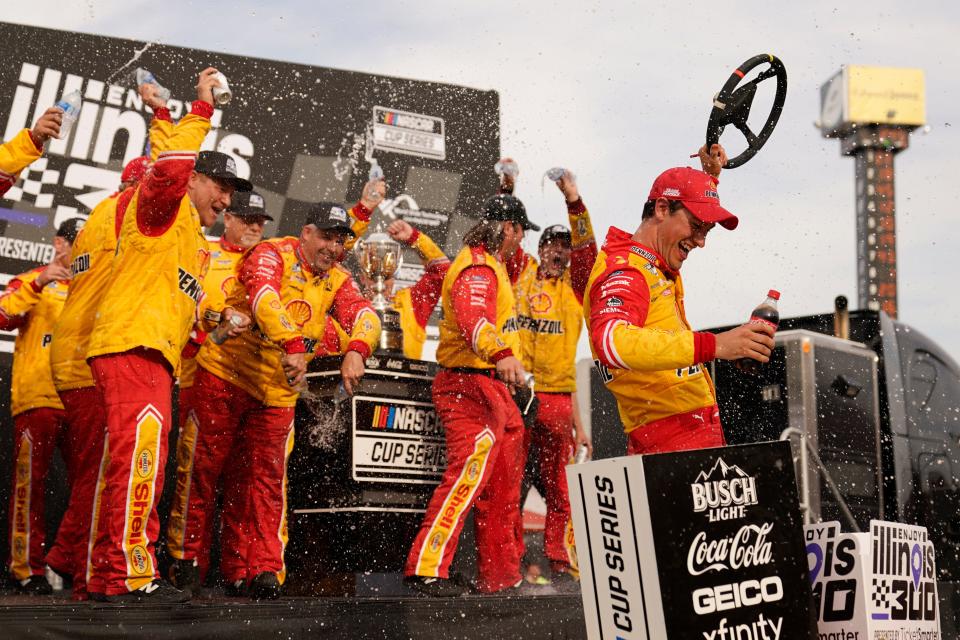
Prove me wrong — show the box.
[3,0,959,361]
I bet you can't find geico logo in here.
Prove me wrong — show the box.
[692,576,783,615]
[692,477,757,512]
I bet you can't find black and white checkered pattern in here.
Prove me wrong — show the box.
[2,158,60,209]
[872,577,892,609]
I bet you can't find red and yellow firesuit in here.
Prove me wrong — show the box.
[83,100,215,596]
[1,267,68,583]
[509,198,596,573]
[0,128,43,197]
[167,236,379,586]
[405,243,525,593]
[584,227,721,455]
[46,113,171,599]
[165,236,247,583]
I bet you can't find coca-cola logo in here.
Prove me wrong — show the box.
[687,522,774,576]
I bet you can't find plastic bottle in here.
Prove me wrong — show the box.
[544,167,566,182]
[54,91,82,140]
[135,68,171,103]
[736,290,780,375]
[368,161,384,182]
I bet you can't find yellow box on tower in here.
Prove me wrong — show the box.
[819,65,925,137]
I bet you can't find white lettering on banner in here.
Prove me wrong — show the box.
[692,576,784,615]
[700,614,783,640]
[687,523,774,576]
[2,61,256,219]
[691,458,759,523]
[593,475,634,634]
[0,237,54,263]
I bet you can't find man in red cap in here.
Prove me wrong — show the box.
[583,146,775,455]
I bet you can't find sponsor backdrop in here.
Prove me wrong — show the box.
[0,21,500,568]
[805,520,941,639]
[567,440,816,640]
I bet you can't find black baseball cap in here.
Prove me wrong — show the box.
[56,217,86,243]
[480,194,540,232]
[304,202,355,237]
[195,151,253,192]
[538,224,571,248]
[228,191,274,221]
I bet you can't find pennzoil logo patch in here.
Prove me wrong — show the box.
[177,268,202,303]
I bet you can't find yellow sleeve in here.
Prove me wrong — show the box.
[0,129,42,192]
[165,109,211,154]
[149,112,175,161]
[0,270,43,324]
[344,202,373,251]
[606,322,697,371]
[410,229,447,265]
[347,308,381,356]
[567,199,596,249]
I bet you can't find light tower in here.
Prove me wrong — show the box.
[818,66,926,318]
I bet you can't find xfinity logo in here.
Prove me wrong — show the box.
[691,458,758,522]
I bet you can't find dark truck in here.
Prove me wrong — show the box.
[587,306,960,630]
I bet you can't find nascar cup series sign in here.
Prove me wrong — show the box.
[804,520,940,639]
[567,441,815,640]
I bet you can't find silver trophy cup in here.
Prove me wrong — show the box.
[354,232,404,352]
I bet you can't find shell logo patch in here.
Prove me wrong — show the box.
[285,299,313,328]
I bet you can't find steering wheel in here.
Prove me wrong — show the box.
[705,54,787,169]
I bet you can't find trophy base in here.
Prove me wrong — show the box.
[376,308,403,353]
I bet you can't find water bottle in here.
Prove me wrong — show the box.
[54,91,82,140]
[135,68,171,103]
[521,373,536,415]
[735,289,780,375]
[211,71,232,105]
[544,167,566,182]
[369,161,384,182]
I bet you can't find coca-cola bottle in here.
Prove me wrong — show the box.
[736,289,780,375]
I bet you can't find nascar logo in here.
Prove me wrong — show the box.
[371,403,439,435]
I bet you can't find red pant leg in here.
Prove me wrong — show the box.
[7,408,67,580]
[89,349,173,595]
[241,405,295,583]
[218,441,252,584]
[627,405,725,455]
[473,393,524,593]
[46,386,108,598]
[166,367,249,580]
[531,392,575,568]
[405,371,523,592]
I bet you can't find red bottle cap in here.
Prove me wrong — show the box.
[767,289,780,300]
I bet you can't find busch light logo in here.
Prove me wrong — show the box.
[691,457,758,522]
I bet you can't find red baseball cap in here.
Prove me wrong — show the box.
[121,155,150,184]
[647,167,738,230]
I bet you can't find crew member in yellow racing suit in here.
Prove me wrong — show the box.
[167,202,380,600]
[2,219,82,594]
[584,146,775,455]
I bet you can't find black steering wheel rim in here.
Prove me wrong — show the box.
[706,54,787,169]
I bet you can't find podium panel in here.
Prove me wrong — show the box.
[567,440,816,640]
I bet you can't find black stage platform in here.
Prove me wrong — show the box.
[0,591,585,639]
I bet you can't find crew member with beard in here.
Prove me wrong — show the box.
[84,67,252,602]
[169,203,380,600]
[404,195,536,596]
[507,170,597,584]
[584,146,775,455]
[166,190,272,593]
